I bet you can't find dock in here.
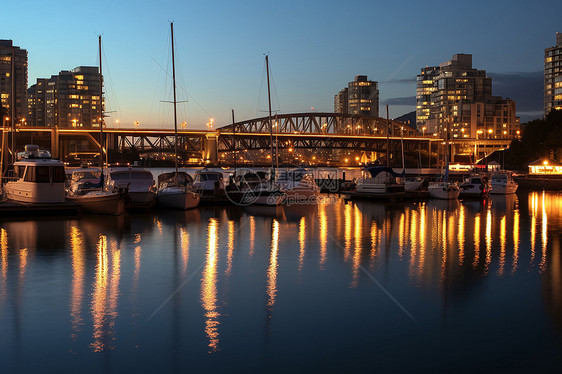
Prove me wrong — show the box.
[0,200,79,217]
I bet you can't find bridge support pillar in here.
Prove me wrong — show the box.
[203,133,218,164]
[50,126,60,159]
[1,129,8,174]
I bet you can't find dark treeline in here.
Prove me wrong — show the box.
[485,110,562,171]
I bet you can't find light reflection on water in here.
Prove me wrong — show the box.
[0,191,562,372]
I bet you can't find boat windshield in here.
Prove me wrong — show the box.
[72,171,101,181]
[197,173,220,181]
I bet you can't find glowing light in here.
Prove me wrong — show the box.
[458,205,465,266]
[351,204,363,287]
[498,216,506,276]
[540,191,548,273]
[485,209,492,274]
[319,202,328,268]
[91,235,108,352]
[180,227,189,274]
[70,226,85,340]
[201,218,220,353]
[512,208,520,274]
[266,220,280,307]
[226,221,234,276]
[298,217,306,272]
[473,214,481,268]
[249,216,255,256]
[344,203,352,261]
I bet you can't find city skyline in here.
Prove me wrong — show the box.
[3,0,561,129]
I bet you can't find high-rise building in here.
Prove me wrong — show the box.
[27,78,48,127]
[0,40,28,125]
[334,75,379,117]
[35,66,102,128]
[334,87,348,114]
[416,54,519,140]
[545,32,562,115]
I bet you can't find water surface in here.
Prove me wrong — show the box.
[1,191,562,373]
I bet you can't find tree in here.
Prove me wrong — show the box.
[506,109,562,169]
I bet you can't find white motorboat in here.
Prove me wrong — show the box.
[66,168,126,215]
[193,169,226,200]
[3,145,66,204]
[428,181,460,200]
[490,171,518,194]
[459,174,490,198]
[67,189,126,215]
[354,166,405,196]
[105,168,156,209]
[227,170,285,206]
[404,177,425,192]
[156,172,200,210]
[277,168,320,202]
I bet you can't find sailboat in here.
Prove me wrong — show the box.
[428,114,459,200]
[227,55,284,206]
[66,35,126,215]
[155,22,200,210]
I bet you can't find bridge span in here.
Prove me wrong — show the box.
[0,112,511,166]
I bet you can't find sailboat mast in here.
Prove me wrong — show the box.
[445,104,450,181]
[266,55,274,178]
[98,35,104,174]
[386,105,390,167]
[401,123,405,171]
[171,22,179,176]
[232,109,236,173]
[11,48,15,163]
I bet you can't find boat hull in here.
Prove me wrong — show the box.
[428,183,460,200]
[67,192,125,215]
[128,191,156,209]
[227,189,285,206]
[5,181,66,204]
[490,182,518,195]
[156,188,200,210]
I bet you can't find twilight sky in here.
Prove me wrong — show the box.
[3,0,561,129]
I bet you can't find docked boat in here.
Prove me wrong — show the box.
[277,168,320,202]
[404,176,425,192]
[66,168,126,215]
[193,169,226,201]
[459,174,490,198]
[156,172,200,210]
[154,23,200,211]
[354,166,405,197]
[3,145,66,204]
[428,181,460,200]
[227,170,285,206]
[105,168,156,209]
[490,171,518,194]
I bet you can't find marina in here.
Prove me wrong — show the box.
[1,4,562,372]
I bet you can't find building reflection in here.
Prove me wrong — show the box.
[226,221,234,276]
[539,192,562,335]
[1,228,7,301]
[70,226,85,341]
[298,217,306,272]
[201,218,220,353]
[266,220,280,308]
[90,234,121,352]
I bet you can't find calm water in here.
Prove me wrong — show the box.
[1,191,562,373]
